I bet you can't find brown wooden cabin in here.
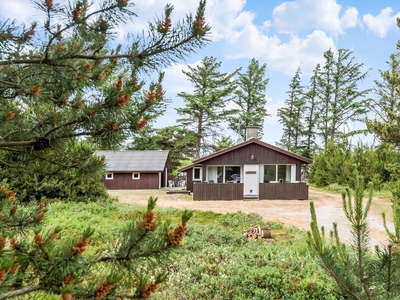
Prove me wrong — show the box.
[179,137,312,200]
[97,150,171,190]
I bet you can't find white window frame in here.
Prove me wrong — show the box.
[106,172,114,180]
[262,164,295,182]
[193,167,202,181]
[132,172,140,180]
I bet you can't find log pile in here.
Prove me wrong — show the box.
[243,225,274,243]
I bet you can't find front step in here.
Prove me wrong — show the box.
[244,195,259,200]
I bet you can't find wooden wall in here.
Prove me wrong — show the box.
[204,143,306,166]
[103,172,160,190]
[192,182,308,200]
[193,183,244,200]
[186,169,194,191]
[259,182,308,200]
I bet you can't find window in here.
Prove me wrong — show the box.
[193,167,202,181]
[132,172,140,180]
[263,165,294,182]
[264,165,276,182]
[106,172,113,180]
[225,166,241,182]
[208,166,224,183]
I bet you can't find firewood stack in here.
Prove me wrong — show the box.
[243,225,273,242]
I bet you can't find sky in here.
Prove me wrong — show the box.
[2,0,400,146]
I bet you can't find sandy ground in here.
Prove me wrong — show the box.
[109,187,394,248]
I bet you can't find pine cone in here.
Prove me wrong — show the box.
[140,211,157,231]
[60,294,72,300]
[34,234,45,247]
[72,237,89,255]
[31,85,41,95]
[62,275,75,286]
[0,270,6,285]
[83,63,92,71]
[117,94,129,107]
[171,223,187,246]
[116,78,123,92]
[10,205,18,215]
[135,119,147,130]
[5,111,15,121]
[36,211,46,221]
[72,4,82,21]
[145,91,156,104]
[142,282,158,299]
[0,237,6,250]
[45,0,53,9]
[9,264,19,274]
[94,282,116,299]
[6,190,15,201]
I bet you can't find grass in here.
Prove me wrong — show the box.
[41,198,338,299]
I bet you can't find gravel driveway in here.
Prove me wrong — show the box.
[109,187,394,248]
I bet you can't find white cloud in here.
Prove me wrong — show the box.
[0,2,45,25]
[272,0,358,35]
[116,0,248,42]
[163,62,199,95]
[224,25,335,75]
[363,7,400,38]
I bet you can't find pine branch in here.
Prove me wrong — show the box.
[0,286,41,299]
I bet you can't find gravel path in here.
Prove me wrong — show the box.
[109,187,394,248]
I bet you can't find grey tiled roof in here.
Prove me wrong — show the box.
[96,150,169,172]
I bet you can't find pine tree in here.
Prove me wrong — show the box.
[0,0,209,298]
[367,53,400,146]
[277,67,305,153]
[302,64,321,158]
[316,49,371,148]
[176,56,239,158]
[128,125,196,174]
[229,58,269,140]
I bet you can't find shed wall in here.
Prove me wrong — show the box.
[103,173,159,189]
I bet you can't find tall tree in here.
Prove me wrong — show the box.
[302,64,321,158]
[229,58,269,140]
[316,49,371,148]
[0,0,209,298]
[176,56,239,158]
[366,53,400,146]
[277,67,305,153]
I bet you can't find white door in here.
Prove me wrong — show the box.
[243,165,259,197]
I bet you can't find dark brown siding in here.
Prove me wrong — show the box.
[103,173,159,189]
[192,182,308,200]
[204,144,306,166]
[259,182,308,200]
[193,183,244,200]
[186,169,194,191]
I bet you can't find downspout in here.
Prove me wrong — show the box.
[165,167,168,187]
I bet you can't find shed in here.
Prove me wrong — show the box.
[97,150,171,190]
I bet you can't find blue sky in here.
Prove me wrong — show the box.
[2,0,400,145]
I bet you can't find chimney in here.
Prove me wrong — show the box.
[245,126,258,141]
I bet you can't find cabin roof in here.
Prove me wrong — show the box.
[97,150,170,172]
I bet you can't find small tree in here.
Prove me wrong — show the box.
[308,174,400,299]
